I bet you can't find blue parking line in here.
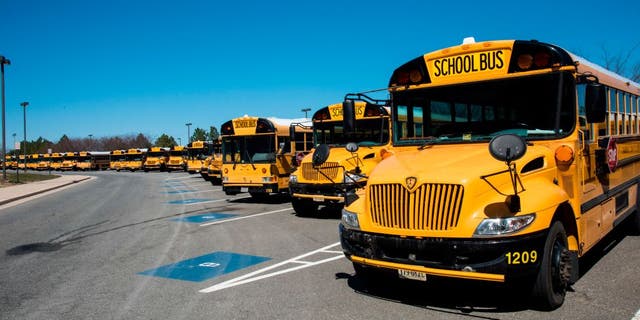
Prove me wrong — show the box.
[165,190,194,194]
[167,198,211,204]
[138,251,271,282]
[173,212,237,223]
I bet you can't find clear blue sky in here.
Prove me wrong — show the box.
[1,0,638,149]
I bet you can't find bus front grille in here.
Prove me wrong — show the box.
[369,183,464,231]
[301,162,340,182]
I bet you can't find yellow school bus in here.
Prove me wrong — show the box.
[110,150,126,171]
[143,147,168,172]
[49,153,64,170]
[221,115,313,198]
[166,145,186,171]
[27,154,40,170]
[17,154,27,170]
[199,140,222,183]
[60,152,78,171]
[4,155,16,169]
[186,140,208,174]
[338,38,640,310]
[123,148,144,171]
[36,153,51,171]
[288,96,392,216]
[75,151,93,171]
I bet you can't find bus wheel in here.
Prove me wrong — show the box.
[628,209,640,235]
[531,221,571,310]
[291,198,319,216]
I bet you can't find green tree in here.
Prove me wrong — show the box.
[209,126,220,141]
[191,128,207,143]
[155,134,177,148]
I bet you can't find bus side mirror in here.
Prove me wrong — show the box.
[343,99,356,134]
[585,83,606,123]
[312,144,330,167]
[488,134,527,213]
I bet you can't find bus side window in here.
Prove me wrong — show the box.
[577,84,591,141]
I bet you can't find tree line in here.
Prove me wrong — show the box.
[8,126,219,155]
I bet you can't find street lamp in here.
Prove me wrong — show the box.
[1,55,10,180]
[301,108,311,118]
[185,122,192,145]
[20,101,28,171]
[88,134,93,150]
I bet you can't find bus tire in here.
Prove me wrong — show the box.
[628,210,640,235]
[291,198,319,216]
[531,221,570,310]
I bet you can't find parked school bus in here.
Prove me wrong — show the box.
[27,154,40,170]
[143,147,168,172]
[200,140,222,183]
[338,38,640,310]
[221,115,313,197]
[166,145,186,171]
[110,150,126,171]
[49,153,64,170]
[36,153,51,171]
[17,155,26,170]
[124,148,145,171]
[75,151,93,171]
[288,96,392,216]
[91,151,111,170]
[60,152,77,171]
[186,140,208,174]
[4,155,16,169]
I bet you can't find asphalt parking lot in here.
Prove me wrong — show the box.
[1,170,639,320]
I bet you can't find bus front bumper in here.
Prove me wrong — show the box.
[223,183,279,195]
[339,224,547,282]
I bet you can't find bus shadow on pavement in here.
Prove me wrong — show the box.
[337,271,531,314]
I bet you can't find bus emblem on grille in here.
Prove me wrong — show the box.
[405,177,417,191]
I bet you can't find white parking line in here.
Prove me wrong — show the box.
[199,207,293,226]
[632,309,640,320]
[199,242,343,293]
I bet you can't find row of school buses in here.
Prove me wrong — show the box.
[8,38,640,310]
[2,142,217,174]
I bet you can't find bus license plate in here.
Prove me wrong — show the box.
[398,269,427,282]
[313,197,324,202]
[241,187,248,192]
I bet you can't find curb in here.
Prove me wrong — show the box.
[0,176,93,206]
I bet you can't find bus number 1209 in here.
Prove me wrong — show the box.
[505,251,538,264]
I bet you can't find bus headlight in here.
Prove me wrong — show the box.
[289,174,297,184]
[341,208,360,230]
[344,171,366,184]
[474,214,535,236]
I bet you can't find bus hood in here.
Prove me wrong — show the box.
[368,143,553,194]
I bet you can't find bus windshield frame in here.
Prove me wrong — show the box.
[222,134,277,164]
[314,117,390,147]
[391,72,577,146]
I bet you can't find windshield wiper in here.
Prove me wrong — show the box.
[418,137,442,150]
[244,149,256,170]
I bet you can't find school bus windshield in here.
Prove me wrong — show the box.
[392,72,576,145]
[314,117,390,146]
[222,134,276,164]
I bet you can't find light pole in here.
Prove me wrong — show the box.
[1,55,10,180]
[88,134,93,150]
[301,108,311,118]
[21,101,28,172]
[185,122,192,145]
